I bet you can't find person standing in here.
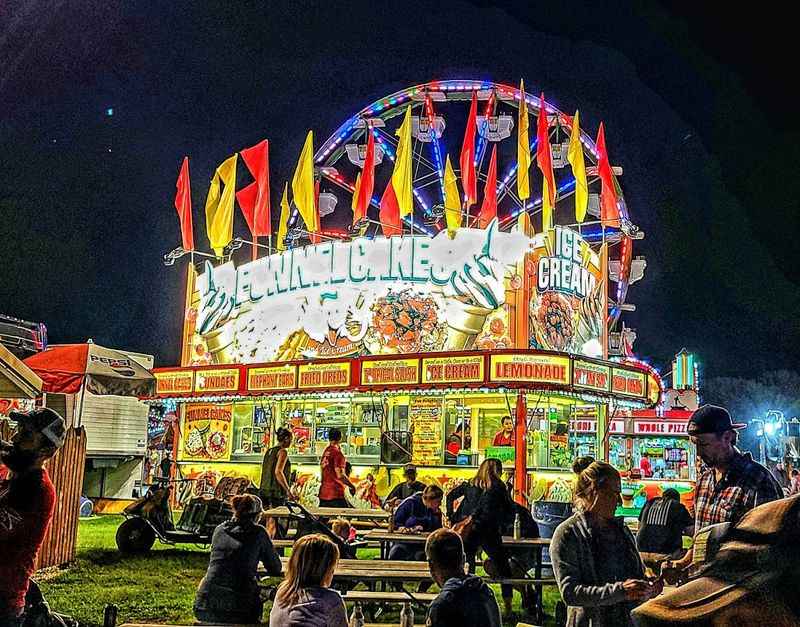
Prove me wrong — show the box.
[260,427,293,507]
[639,452,653,478]
[462,458,515,616]
[193,494,282,624]
[425,528,502,627]
[383,464,426,509]
[318,428,355,508]
[551,458,660,627]
[159,450,173,483]
[663,405,783,580]
[0,408,66,627]
[492,416,514,447]
[789,469,800,496]
[636,489,693,556]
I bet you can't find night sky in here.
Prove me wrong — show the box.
[2,1,797,378]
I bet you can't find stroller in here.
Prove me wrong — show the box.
[277,501,366,560]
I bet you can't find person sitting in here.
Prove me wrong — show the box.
[388,485,444,561]
[268,533,348,627]
[551,458,661,627]
[383,464,426,509]
[636,488,693,558]
[425,528,502,627]
[330,518,355,544]
[193,494,282,624]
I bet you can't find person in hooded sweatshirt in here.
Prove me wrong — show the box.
[425,528,502,627]
[388,484,444,560]
[194,494,282,624]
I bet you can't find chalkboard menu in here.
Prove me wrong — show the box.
[410,396,442,466]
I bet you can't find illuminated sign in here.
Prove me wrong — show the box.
[611,367,646,398]
[194,368,240,393]
[298,361,351,389]
[182,403,233,461]
[573,360,611,392]
[490,353,570,385]
[569,418,624,434]
[155,370,194,395]
[633,420,688,435]
[536,227,599,298]
[422,355,485,384]
[247,365,297,392]
[361,358,419,386]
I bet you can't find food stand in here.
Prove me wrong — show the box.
[147,222,663,508]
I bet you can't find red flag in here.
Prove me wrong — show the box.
[174,157,194,251]
[379,182,402,237]
[596,122,620,227]
[354,128,376,224]
[236,140,271,236]
[536,93,555,231]
[460,91,478,206]
[478,145,498,228]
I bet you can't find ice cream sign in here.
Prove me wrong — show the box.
[537,227,599,298]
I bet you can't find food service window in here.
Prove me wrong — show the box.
[443,398,475,465]
[632,437,695,480]
[231,401,275,458]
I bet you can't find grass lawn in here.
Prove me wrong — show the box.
[38,515,560,626]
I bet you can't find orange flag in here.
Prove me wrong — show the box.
[236,139,271,237]
[354,127,376,224]
[596,123,620,227]
[536,93,555,232]
[379,182,402,237]
[174,157,194,251]
[460,91,478,206]
[478,145,498,228]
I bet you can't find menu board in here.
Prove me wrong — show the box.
[572,360,611,392]
[422,355,484,384]
[611,367,646,398]
[490,353,570,385]
[361,358,419,386]
[194,368,240,393]
[409,396,443,466]
[155,370,194,395]
[297,361,351,389]
[181,403,233,461]
[247,365,297,391]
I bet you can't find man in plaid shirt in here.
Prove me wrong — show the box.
[663,404,783,580]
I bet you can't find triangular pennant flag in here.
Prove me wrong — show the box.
[567,110,588,223]
[174,157,194,251]
[596,123,620,227]
[379,181,402,237]
[204,154,238,256]
[236,139,271,236]
[392,106,414,217]
[444,155,461,238]
[517,79,531,202]
[536,93,555,232]
[354,127,376,224]
[277,182,289,251]
[460,91,478,206]
[292,131,319,236]
[478,145,498,229]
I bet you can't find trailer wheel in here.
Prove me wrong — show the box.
[116,517,156,553]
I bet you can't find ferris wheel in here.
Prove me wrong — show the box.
[292,79,644,333]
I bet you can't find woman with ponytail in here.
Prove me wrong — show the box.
[194,494,282,624]
[550,458,661,626]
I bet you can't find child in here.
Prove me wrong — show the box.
[330,518,356,543]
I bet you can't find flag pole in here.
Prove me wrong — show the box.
[252,234,258,262]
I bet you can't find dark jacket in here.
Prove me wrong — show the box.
[194,519,282,620]
[384,479,426,505]
[636,497,692,555]
[472,476,513,532]
[445,481,482,523]
[393,492,442,531]
[426,575,502,627]
[551,511,645,627]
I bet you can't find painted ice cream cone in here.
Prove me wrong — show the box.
[443,300,495,350]
[203,321,237,364]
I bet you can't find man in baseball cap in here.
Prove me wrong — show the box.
[662,404,783,583]
[1,408,66,626]
[383,463,427,509]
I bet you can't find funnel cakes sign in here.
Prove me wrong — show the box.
[187,221,605,365]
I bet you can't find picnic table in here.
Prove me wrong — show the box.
[263,505,390,526]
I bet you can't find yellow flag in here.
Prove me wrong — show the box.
[277,182,289,251]
[292,130,318,234]
[351,172,362,213]
[517,79,530,201]
[568,110,588,223]
[392,106,414,217]
[204,154,238,256]
[443,155,461,238]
